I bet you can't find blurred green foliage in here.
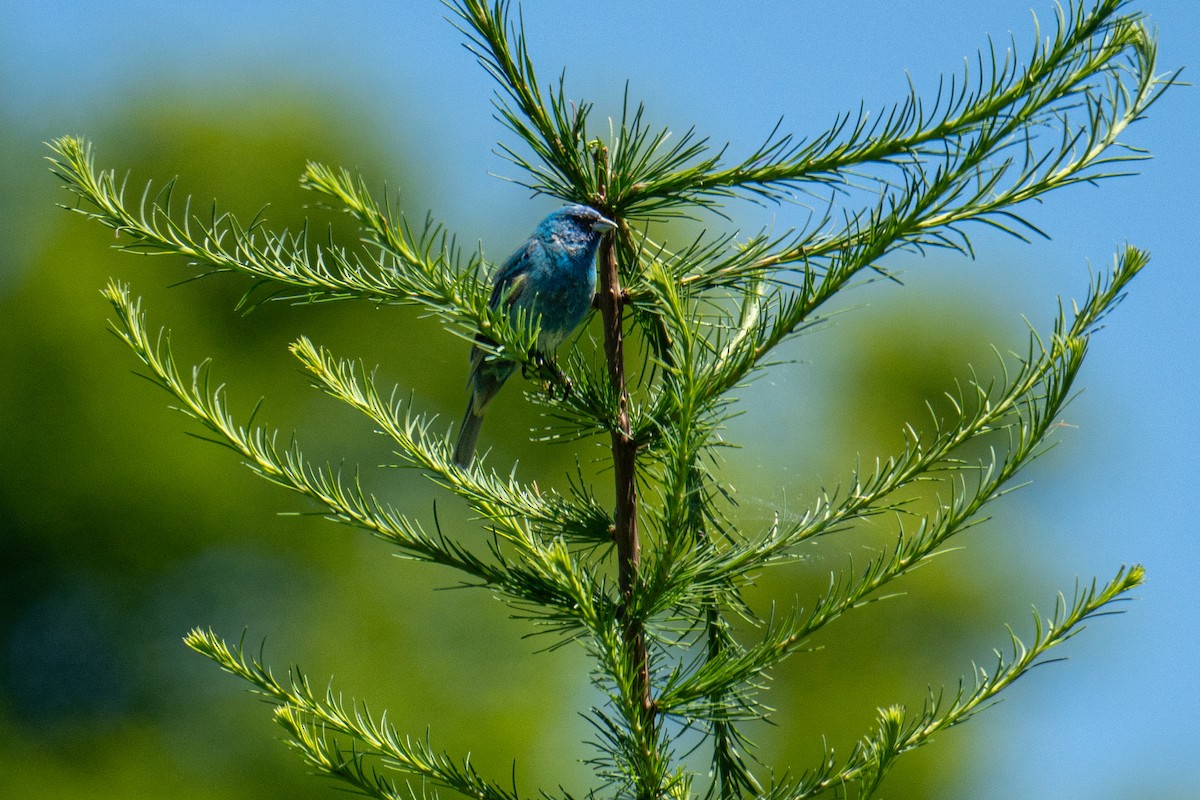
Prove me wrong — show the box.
[2,89,1028,799]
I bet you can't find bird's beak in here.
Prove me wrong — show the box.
[593,215,617,233]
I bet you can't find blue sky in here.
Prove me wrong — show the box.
[3,1,1197,797]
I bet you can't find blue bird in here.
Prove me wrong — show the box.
[453,205,616,468]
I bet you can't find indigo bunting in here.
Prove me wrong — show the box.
[453,205,616,467]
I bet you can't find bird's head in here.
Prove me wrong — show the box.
[539,205,617,244]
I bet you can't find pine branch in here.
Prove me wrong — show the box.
[703,612,765,800]
[291,336,612,546]
[775,564,1145,800]
[102,281,606,618]
[186,629,522,800]
[616,1,1169,418]
[717,265,1140,799]
[273,707,412,800]
[447,0,597,202]
[46,138,558,376]
[583,617,679,799]
[678,59,1162,405]
[301,161,460,283]
[662,342,1081,711]
[299,160,550,362]
[685,246,1148,595]
[644,246,1143,729]
[48,136,433,304]
[629,254,765,797]
[631,0,1170,209]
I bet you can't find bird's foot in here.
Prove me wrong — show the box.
[526,350,571,400]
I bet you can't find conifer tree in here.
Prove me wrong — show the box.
[48,1,1174,797]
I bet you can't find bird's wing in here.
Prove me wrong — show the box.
[472,269,527,372]
[491,270,529,311]
[488,240,537,309]
[469,241,535,379]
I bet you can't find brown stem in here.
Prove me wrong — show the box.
[593,144,651,729]
[597,230,652,720]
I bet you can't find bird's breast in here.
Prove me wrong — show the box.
[522,265,594,347]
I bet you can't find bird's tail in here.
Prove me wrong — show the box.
[453,396,485,468]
